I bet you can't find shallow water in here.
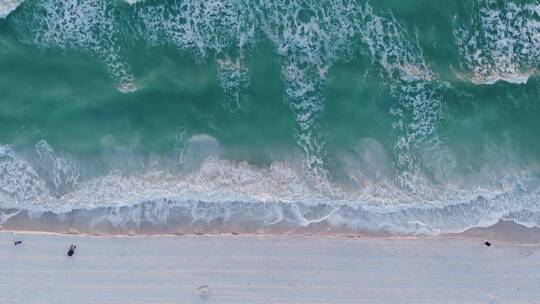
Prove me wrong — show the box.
[1,0,540,235]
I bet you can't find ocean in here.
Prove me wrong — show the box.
[1,0,539,235]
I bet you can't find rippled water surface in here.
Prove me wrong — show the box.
[1,0,540,235]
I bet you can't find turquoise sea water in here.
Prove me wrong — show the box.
[1,0,540,235]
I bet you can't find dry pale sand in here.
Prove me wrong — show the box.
[0,232,539,304]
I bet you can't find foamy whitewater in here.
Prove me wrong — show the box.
[1,0,540,236]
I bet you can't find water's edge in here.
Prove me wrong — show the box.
[2,201,539,243]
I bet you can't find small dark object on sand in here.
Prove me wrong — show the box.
[484,241,491,247]
[13,241,22,245]
[67,244,77,257]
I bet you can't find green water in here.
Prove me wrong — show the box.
[0,0,539,234]
[1,34,539,167]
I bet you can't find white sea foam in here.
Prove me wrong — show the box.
[138,0,256,56]
[137,0,255,109]
[252,0,359,68]
[10,0,136,92]
[2,2,539,235]
[0,209,20,225]
[0,0,24,19]
[355,4,447,192]
[123,0,143,5]
[1,140,539,235]
[3,171,539,235]
[0,144,47,201]
[455,0,540,85]
[248,1,449,191]
[5,1,446,187]
[216,54,250,111]
[34,140,80,197]
[250,0,361,180]
[136,0,362,176]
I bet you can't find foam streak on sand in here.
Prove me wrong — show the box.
[0,232,539,303]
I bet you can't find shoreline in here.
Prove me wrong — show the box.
[1,231,539,303]
[2,220,539,244]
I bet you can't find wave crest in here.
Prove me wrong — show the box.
[454,0,540,84]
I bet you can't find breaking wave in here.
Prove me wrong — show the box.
[135,0,255,108]
[3,1,449,184]
[454,0,540,84]
[1,139,539,236]
[0,0,24,19]
[9,0,137,92]
[2,1,540,237]
[355,4,448,191]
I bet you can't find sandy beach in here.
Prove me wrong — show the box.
[1,232,539,304]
